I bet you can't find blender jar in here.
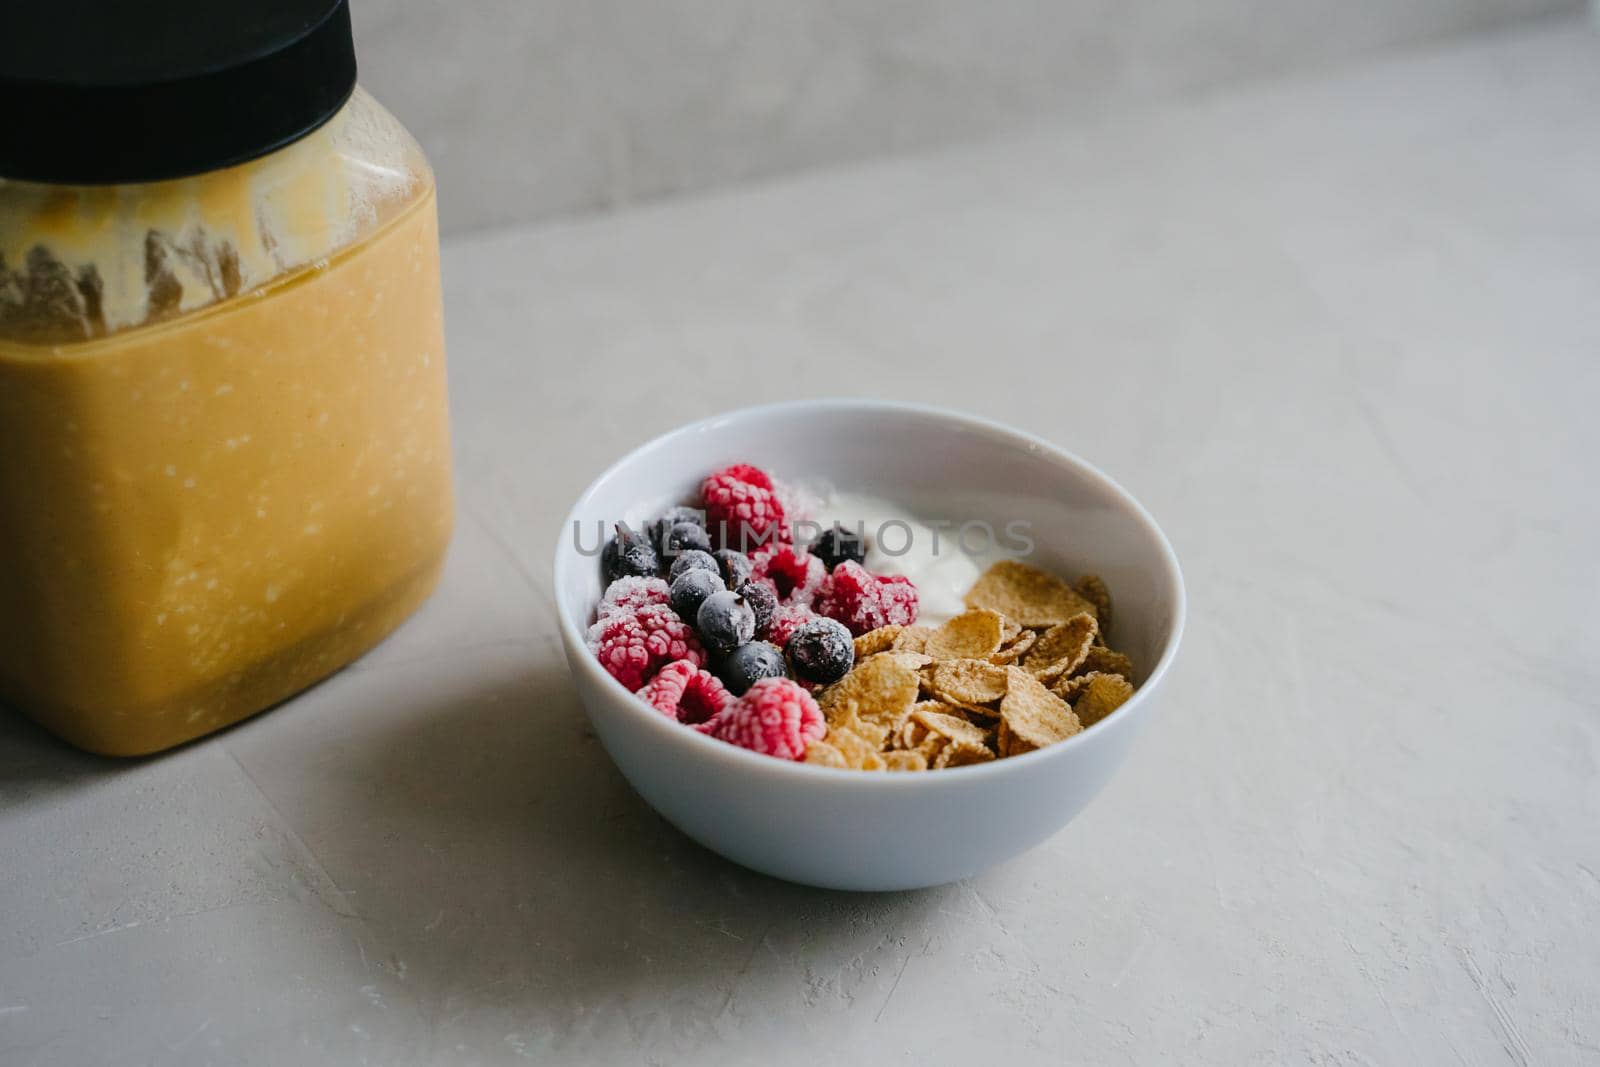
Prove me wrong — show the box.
[0,0,454,754]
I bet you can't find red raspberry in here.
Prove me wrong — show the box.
[765,603,818,648]
[715,463,774,491]
[815,561,919,636]
[701,465,785,553]
[636,659,731,725]
[586,604,705,690]
[597,576,671,619]
[749,543,826,606]
[705,677,824,760]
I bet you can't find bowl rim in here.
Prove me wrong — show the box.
[552,397,1186,786]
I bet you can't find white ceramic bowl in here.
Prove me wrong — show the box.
[553,400,1184,891]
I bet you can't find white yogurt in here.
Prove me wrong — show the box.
[797,489,989,626]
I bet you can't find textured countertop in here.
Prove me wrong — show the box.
[3,19,1598,1066]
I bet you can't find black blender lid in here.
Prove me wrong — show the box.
[0,0,357,185]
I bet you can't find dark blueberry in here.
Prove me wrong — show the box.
[716,641,787,696]
[669,567,723,620]
[736,580,777,636]
[714,548,753,589]
[697,590,756,654]
[668,549,721,584]
[662,521,712,558]
[601,524,658,584]
[788,617,854,684]
[811,523,866,571]
[650,506,706,552]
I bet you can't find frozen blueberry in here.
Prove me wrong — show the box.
[601,525,658,584]
[788,617,854,684]
[811,523,866,571]
[714,548,753,589]
[716,641,787,696]
[650,506,706,551]
[669,567,723,620]
[697,590,756,654]
[668,549,721,584]
[662,521,712,558]
[736,580,777,637]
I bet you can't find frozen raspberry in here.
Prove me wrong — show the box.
[705,677,824,760]
[749,543,826,606]
[636,659,731,725]
[597,576,670,619]
[814,560,919,636]
[765,602,819,648]
[715,463,774,491]
[701,465,785,553]
[586,604,706,690]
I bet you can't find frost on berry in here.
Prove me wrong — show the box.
[701,467,786,553]
[765,603,819,648]
[815,560,920,636]
[586,604,705,690]
[707,677,824,760]
[637,659,731,724]
[597,576,671,620]
[749,543,826,607]
[713,463,774,491]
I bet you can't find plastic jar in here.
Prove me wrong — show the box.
[0,1,453,754]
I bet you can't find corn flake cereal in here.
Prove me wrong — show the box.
[923,609,1006,661]
[884,750,929,772]
[806,561,1135,770]
[925,658,1010,705]
[964,560,1098,627]
[890,625,935,654]
[1022,612,1098,683]
[1075,645,1134,682]
[1071,672,1135,727]
[804,740,849,768]
[933,742,996,769]
[854,625,902,658]
[998,666,1083,756]
[1073,575,1112,633]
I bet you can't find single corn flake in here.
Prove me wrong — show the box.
[1073,574,1113,633]
[998,666,1082,756]
[826,700,892,750]
[1071,672,1135,727]
[964,560,1098,628]
[883,750,929,772]
[1075,645,1134,682]
[988,627,1037,666]
[924,609,1006,661]
[891,625,935,654]
[872,650,933,672]
[854,625,903,658]
[1023,612,1099,683]
[911,706,991,749]
[926,658,1010,705]
[804,739,849,768]
[932,742,996,769]
[819,655,920,731]
[830,727,887,770]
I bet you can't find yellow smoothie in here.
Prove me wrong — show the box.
[0,186,453,756]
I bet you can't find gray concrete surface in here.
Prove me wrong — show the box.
[352,0,1581,234]
[3,19,1599,1065]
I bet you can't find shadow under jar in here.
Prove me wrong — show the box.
[0,1,454,755]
